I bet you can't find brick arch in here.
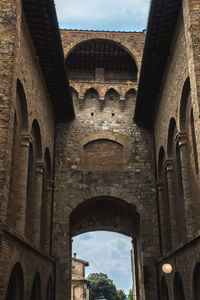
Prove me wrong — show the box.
[67,186,147,218]
[6,263,24,300]
[64,37,139,69]
[125,88,136,99]
[105,87,121,97]
[174,272,185,300]
[70,196,139,237]
[179,77,191,132]
[84,87,99,98]
[80,132,132,150]
[31,272,41,300]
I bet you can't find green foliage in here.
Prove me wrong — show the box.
[128,289,133,300]
[87,273,127,300]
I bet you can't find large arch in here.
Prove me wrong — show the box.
[66,39,138,83]
[6,263,24,300]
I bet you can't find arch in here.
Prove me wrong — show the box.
[16,79,28,131]
[65,38,139,69]
[31,119,42,159]
[31,272,41,300]
[66,39,138,83]
[174,272,185,300]
[70,196,139,238]
[82,138,124,171]
[105,88,120,100]
[160,276,169,300]
[6,263,24,300]
[158,146,165,181]
[125,88,136,99]
[84,87,99,99]
[167,118,177,156]
[46,276,53,300]
[180,77,190,131]
[193,263,200,300]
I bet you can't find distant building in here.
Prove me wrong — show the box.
[71,253,89,300]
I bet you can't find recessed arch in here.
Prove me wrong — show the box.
[70,196,139,238]
[167,118,177,156]
[16,79,28,131]
[105,88,120,99]
[193,263,200,300]
[31,272,41,300]
[180,77,191,131]
[66,39,138,83]
[70,86,79,99]
[6,263,24,300]
[174,272,185,300]
[84,87,99,99]
[31,119,42,159]
[125,88,136,99]
[158,146,165,181]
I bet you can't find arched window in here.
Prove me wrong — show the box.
[7,80,28,229]
[190,108,199,174]
[25,120,42,242]
[6,263,24,300]
[31,273,41,300]
[193,263,200,300]
[174,272,185,300]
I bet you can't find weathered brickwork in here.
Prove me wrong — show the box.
[0,1,55,298]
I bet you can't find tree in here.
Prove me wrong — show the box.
[128,289,133,300]
[87,273,127,300]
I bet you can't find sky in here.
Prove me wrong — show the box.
[72,231,133,294]
[54,0,150,32]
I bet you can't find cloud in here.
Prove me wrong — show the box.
[72,231,133,294]
[54,0,150,31]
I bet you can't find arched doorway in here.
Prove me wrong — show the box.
[6,263,24,300]
[69,196,142,300]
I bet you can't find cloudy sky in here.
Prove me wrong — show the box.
[54,0,150,31]
[72,232,133,294]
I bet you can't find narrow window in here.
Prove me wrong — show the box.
[191,108,199,174]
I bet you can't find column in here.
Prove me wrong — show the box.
[177,132,193,235]
[15,133,32,236]
[32,160,45,247]
[43,180,54,253]
[164,159,178,248]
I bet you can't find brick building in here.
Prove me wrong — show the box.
[71,254,89,300]
[0,0,200,299]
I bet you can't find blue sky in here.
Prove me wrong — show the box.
[54,0,150,31]
[72,232,133,294]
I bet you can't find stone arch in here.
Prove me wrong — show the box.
[174,272,185,300]
[167,118,177,157]
[67,186,147,218]
[31,272,41,300]
[193,263,200,300]
[84,87,99,99]
[158,146,165,181]
[31,119,42,160]
[70,86,79,99]
[82,139,124,171]
[160,276,169,300]
[65,38,139,69]
[125,88,136,99]
[70,196,138,237]
[25,119,43,243]
[7,79,29,229]
[46,276,53,300]
[105,88,120,100]
[6,263,24,300]
[179,77,190,131]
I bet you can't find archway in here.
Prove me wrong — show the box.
[66,39,138,83]
[69,196,142,300]
[6,263,24,300]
